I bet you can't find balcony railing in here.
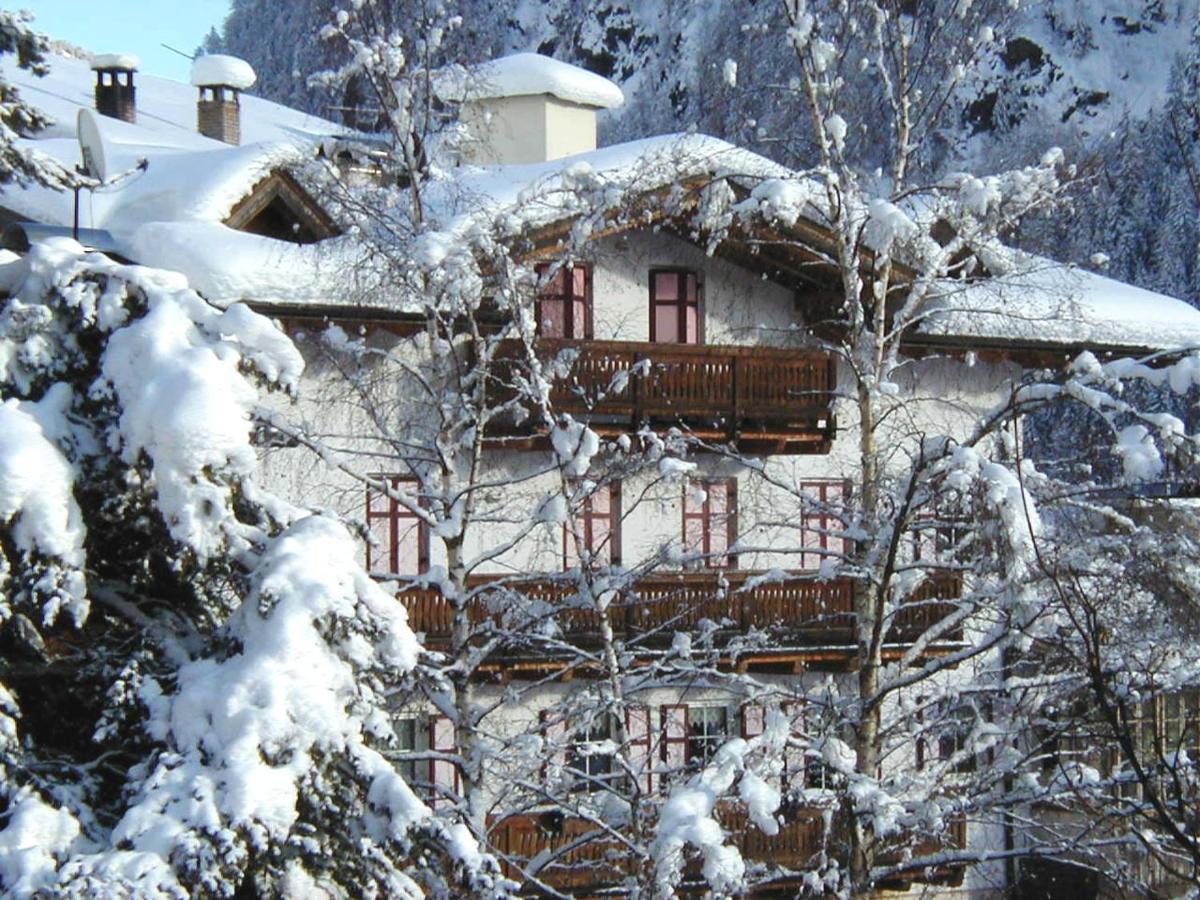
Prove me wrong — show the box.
[488,806,966,892]
[399,570,963,655]
[488,339,837,452]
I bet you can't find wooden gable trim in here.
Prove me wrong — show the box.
[224,169,341,243]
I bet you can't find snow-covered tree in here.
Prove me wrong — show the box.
[0,10,67,188]
[0,241,501,897]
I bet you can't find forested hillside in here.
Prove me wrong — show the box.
[206,0,1200,306]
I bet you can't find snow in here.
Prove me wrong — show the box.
[107,515,426,880]
[191,55,257,90]
[550,415,600,477]
[0,52,356,309]
[0,397,85,568]
[436,53,625,109]
[0,791,81,897]
[4,239,304,563]
[921,256,1200,351]
[90,53,139,71]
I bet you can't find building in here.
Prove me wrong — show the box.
[6,48,1200,897]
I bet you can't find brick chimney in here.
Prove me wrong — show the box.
[91,54,139,123]
[191,55,257,145]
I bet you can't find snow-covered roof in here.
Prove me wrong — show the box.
[427,132,790,237]
[8,53,1199,354]
[90,53,139,71]
[2,52,351,306]
[191,54,256,90]
[921,259,1200,353]
[436,53,624,110]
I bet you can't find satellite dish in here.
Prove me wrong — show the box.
[77,108,108,180]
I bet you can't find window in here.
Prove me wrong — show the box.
[650,269,701,344]
[536,262,591,339]
[394,715,459,807]
[682,478,737,569]
[564,482,621,569]
[662,705,729,774]
[567,717,617,793]
[798,480,848,570]
[910,512,967,565]
[366,477,429,575]
[394,716,430,790]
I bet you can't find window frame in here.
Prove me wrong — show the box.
[563,481,622,570]
[682,477,738,570]
[566,715,619,793]
[798,479,849,571]
[365,475,430,576]
[535,261,593,340]
[649,267,703,344]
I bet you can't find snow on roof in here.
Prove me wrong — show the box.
[436,53,624,110]
[123,221,363,307]
[922,260,1200,353]
[90,53,139,71]
[191,54,257,90]
[7,56,1199,353]
[1,53,350,305]
[428,132,790,237]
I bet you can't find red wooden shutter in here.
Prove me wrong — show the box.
[662,704,690,774]
[741,702,766,739]
[625,705,654,795]
[429,714,459,808]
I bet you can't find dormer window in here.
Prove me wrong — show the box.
[650,269,702,344]
[536,263,591,339]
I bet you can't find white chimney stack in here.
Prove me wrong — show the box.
[436,54,624,166]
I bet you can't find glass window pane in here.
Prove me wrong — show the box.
[572,265,587,296]
[653,271,678,301]
[395,518,421,575]
[540,299,566,337]
[655,305,679,342]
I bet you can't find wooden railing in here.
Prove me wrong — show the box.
[399,570,963,652]
[488,806,965,892]
[489,339,837,449]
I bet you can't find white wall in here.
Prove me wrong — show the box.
[460,94,599,165]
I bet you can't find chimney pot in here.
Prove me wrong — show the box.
[91,53,139,124]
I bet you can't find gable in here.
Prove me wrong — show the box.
[224,170,340,245]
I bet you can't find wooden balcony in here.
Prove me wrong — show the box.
[399,570,963,666]
[487,340,837,453]
[488,806,966,893]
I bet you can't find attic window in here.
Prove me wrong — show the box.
[224,171,340,246]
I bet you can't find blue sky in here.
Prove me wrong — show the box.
[27,0,232,82]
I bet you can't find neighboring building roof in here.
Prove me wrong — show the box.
[434,53,625,109]
[1,52,353,307]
